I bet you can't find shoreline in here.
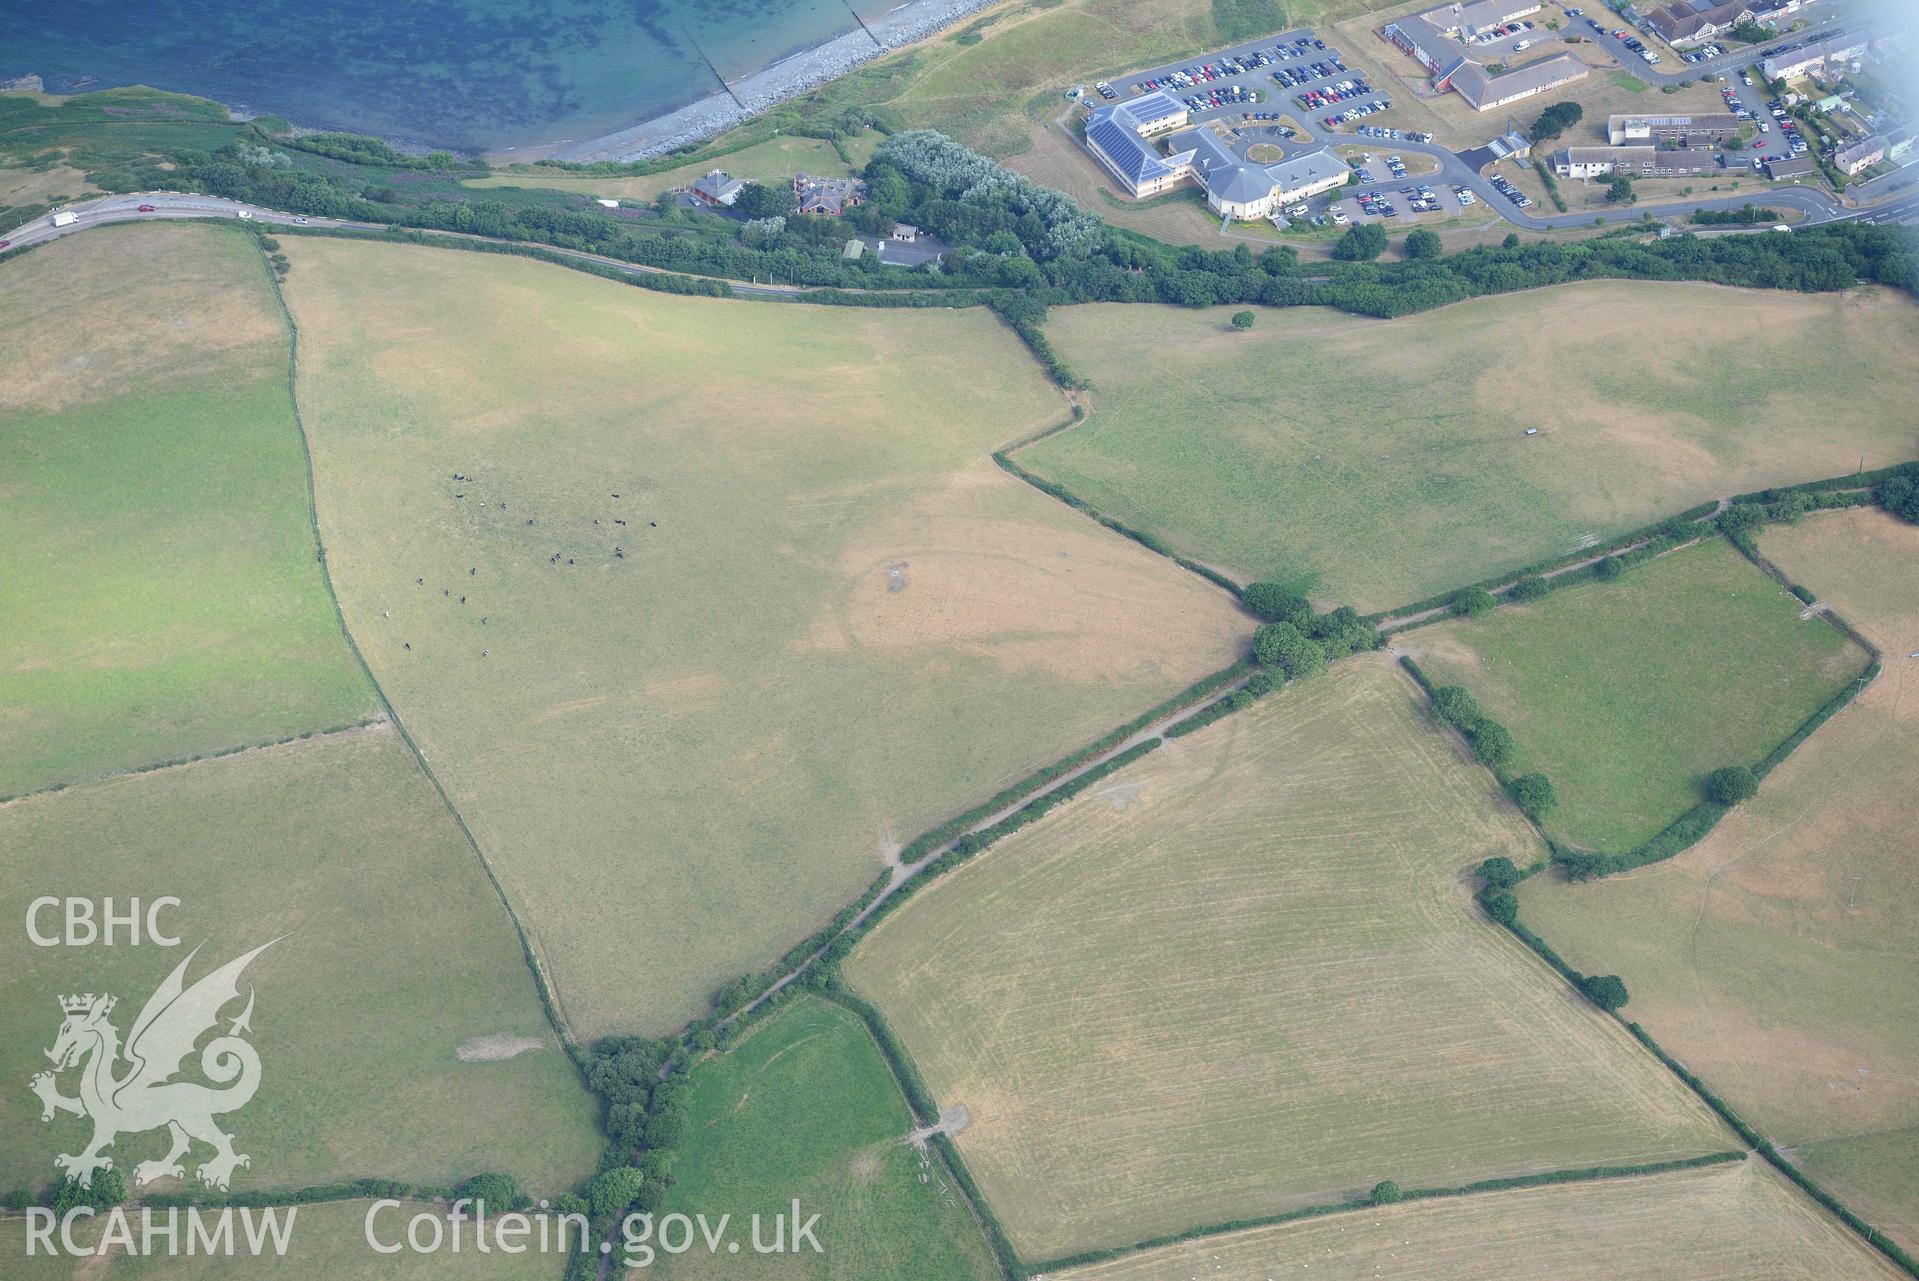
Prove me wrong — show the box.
[531,0,997,165]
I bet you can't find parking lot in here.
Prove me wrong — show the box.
[1103,29,1393,135]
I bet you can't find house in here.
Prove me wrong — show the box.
[1834,135,1884,175]
[1761,32,1865,82]
[1422,0,1543,40]
[890,222,919,242]
[1646,0,1756,48]
[793,172,867,216]
[1608,113,1744,146]
[689,170,744,207]
[1550,145,1721,177]
[1887,127,1915,163]
[1763,154,1818,179]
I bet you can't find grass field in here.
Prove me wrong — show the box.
[1516,507,1919,1252]
[1058,1157,1904,1280]
[647,996,996,1279]
[0,1200,570,1279]
[1407,537,1870,851]
[844,656,1730,1260]
[466,131,881,202]
[0,726,600,1197]
[0,222,379,798]
[1018,284,1919,609]
[279,236,1246,1038]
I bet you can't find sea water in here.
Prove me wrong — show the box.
[2,0,906,153]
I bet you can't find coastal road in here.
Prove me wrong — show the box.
[0,192,815,298]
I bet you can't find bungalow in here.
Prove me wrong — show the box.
[793,172,867,216]
[1438,52,1589,112]
[890,222,920,242]
[1647,0,1756,49]
[689,170,744,207]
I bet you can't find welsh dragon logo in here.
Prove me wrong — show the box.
[29,941,277,1191]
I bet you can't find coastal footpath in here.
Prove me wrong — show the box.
[546,0,995,164]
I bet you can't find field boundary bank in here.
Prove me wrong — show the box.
[1484,895,1919,1279]
[246,230,581,1056]
[1022,1151,1748,1275]
[1374,461,1919,629]
[0,716,388,809]
[992,449,1246,597]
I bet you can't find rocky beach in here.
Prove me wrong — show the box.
[543,0,997,164]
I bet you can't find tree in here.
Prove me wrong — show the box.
[1704,765,1759,805]
[1332,223,1387,261]
[1507,772,1556,821]
[1231,309,1257,329]
[1502,232,1521,249]
[1242,582,1313,626]
[1370,1180,1404,1205]
[1531,100,1585,143]
[732,181,792,220]
[1592,554,1625,581]
[1507,575,1550,602]
[1876,473,1919,523]
[1581,974,1630,1012]
[585,1166,647,1220]
[1469,720,1515,769]
[1451,586,1496,617]
[1605,174,1636,204]
[1254,622,1326,679]
[1404,228,1442,260]
[48,1169,125,1215]
[458,1172,523,1213]
[1477,855,1522,888]
[1482,889,1519,925]
[1429,685,1484,731]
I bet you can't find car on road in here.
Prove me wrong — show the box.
[0,240,10,250]
[137,203,157,212]
[235,209,252,220]
[294,215,310,225]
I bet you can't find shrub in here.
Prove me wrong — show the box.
[1477,855,1522,888]
[1592,554,1625,581]
[2,1188,30,1211]
[1507,773,1556,821]
[1242,581,1313,626]
[1231,309,1256,329]
[1507,575,1550,602]
[1704,765,1758,805]
[1451,586,1496,617]
[48,1169,126,1214]
[1482,889,1519,925]
[1581,974,1630,1012]
[1370,1179,1404,1205]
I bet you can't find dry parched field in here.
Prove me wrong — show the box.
[1518,507,1919,1255]
[1019,285,1919,609]
[845,657,1730,1260]
[1059,1157,1906,1281]
[279,237,1246,1037]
